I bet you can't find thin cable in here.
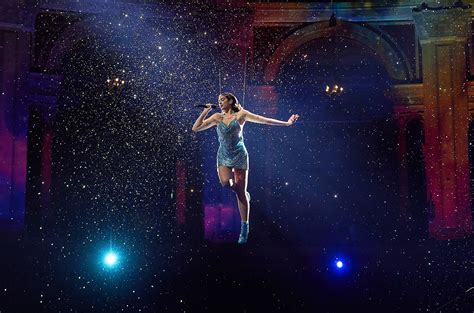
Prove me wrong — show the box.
[434,286,474,312]
[218,67,222,94]
[242,46,248,106]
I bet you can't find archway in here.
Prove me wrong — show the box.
[264,21,413,84]
[252,34,401,245]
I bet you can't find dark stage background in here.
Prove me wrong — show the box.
[0,2,473,313]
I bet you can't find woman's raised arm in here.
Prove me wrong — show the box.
[243,109,299,126]
[192,105,219,132]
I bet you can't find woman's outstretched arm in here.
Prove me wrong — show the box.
[192,105,219,132]
[243,109,299,126]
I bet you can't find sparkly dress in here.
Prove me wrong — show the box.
[216,118,249,170]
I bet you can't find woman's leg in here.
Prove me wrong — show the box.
[217,166,236,191]
[233,169,249,222]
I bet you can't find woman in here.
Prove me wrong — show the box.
[192,92,299,244]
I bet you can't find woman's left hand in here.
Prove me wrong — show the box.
[287,114,300,126]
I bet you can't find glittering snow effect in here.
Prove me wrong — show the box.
[0,3,472,313]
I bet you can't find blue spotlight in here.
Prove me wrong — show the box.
[103,251,119,268]
[336,260,344,269]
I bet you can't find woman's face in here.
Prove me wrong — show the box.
[218,95,231,111]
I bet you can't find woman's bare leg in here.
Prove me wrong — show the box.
[233,169,249,222]
[217,166,250,222]
[217,166,236,191]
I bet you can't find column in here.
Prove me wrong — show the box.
[0,24,31,230]
[413,1,472,239]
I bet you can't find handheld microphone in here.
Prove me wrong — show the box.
[195,104,218,109]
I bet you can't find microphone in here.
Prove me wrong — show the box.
[195,104,218,109]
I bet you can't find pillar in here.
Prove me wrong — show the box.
[413,1,472,239]
[0,22,31,230]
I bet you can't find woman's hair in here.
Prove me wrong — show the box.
[221,92,242,113]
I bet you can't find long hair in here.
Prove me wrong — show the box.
[221,92,242,113]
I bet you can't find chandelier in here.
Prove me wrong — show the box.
[325,84,344,96]
[107,77,126,87]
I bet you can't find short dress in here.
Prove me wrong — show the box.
[216,118,249,170]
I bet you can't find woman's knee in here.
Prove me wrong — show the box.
[220,180,230,188]
[220,178,235,188]
[221,180,242,193]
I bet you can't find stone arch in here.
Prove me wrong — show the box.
[263,20,414,84]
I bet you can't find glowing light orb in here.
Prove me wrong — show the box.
[336,260,344,268]
[104,251,118,267]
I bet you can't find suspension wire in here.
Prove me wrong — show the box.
[215,34,222,95]
[434,287,474,312]
[218,67,222,95]
[242,46,248,106]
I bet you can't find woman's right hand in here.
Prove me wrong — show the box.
[204,103,214,111]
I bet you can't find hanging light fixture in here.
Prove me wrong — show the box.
[107,77,126,88]
[325,84,344,95]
